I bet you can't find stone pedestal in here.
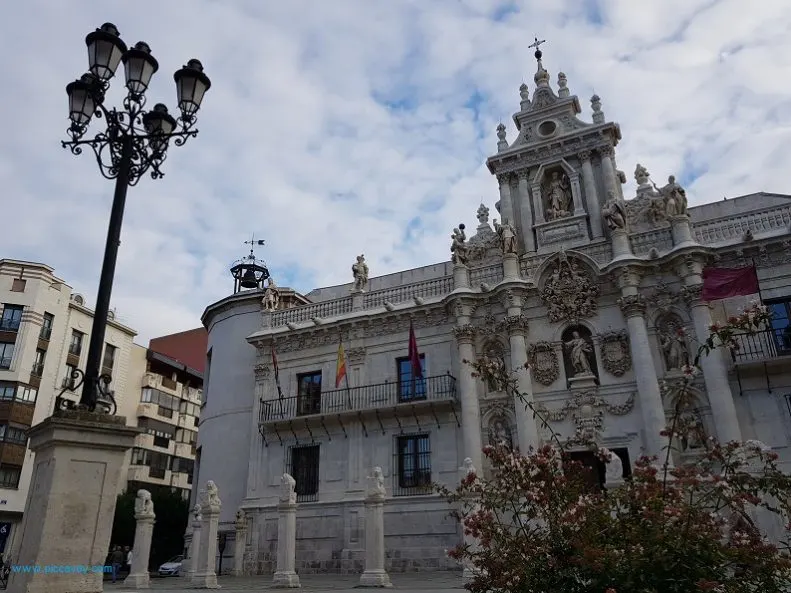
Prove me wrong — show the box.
[502,253,520,281]
[126,492,156,589]
[670,215,695,247]
[351,290,364,311]
[7,411,139,593]
[232,510,247,577]
[273,474,300,588]
[568,374,597,390]
[452,263,470,290]
[192,481,221,589]
[359,468,391,587]
[610,228,632,258]
[186,506,202,580]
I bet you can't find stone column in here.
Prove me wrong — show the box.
[682,283,743,444]
[617,280,670,460]
[530,178,545,226]
[459,458,479,585]
[502,302,539,452]
[516,171,536,252]
[192,481,222,589]
[578,151,603,239]
[126,490,156,589]
[611,228,633,259]
[7,412,139,593]
[186,505,202,580]
[669,214,695,247]
[359,468,392,588]
[453,310,483,472]
[497,173,515,229]
[232,509,247,577]
[598,146,618,198]
[273,474,300,588]
[452,263,470,290]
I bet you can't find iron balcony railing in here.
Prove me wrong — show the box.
[731,327,791,364]
[261,374,457,423]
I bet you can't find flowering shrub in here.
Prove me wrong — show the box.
[443,302,791,593]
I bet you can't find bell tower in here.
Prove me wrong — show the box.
[486,39,624,255]
[230,235,270,293]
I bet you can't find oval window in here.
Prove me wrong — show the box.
[538,120,557,136]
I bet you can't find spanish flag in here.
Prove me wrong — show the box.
[335,341,347,388]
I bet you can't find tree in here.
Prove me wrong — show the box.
[441,302,791,592]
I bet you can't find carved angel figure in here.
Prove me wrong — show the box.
[493,219,518,255]
[564,331,594,376]
[366,467,386,498]
[544,171,572,219]
[262,278,280,311]
[602,194,627,231]
[280,473,297,503]
[656,175,688,216]
[135,489,154,516]
[450,225,469,265]
[351,254,369,292]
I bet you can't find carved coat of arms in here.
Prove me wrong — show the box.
[527,341,559,386]
[539,252,600,323]
[599,331,631,377]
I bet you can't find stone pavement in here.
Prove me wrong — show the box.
[107,572,465,592]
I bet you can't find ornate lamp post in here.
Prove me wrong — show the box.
[60,23,211,413]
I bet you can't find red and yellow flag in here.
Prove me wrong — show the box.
[335,341,347,388]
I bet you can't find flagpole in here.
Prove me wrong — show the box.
[750,257,765,303]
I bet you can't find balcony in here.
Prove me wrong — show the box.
[259,374,458,440]
[31,362,44,377]
[68,343,81,356]
[730,328,791,366]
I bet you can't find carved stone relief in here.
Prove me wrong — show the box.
[487,416,513,448]
[346,347,366,366]
[542,169,573,220]
[656,314,690,372]
[526,341,560,386]
[598,330,631,377]
[537,390,635,445]
[539,252,600,323]
[624,165,689,231]
[561,325,597,380]
[482,341,506,393]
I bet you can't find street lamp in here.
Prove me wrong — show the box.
[60,23,211,413]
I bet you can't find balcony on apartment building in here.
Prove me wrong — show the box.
[259,374,458,442]
[730,327,791,366]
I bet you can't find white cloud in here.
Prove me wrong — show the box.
[1,0,790,342]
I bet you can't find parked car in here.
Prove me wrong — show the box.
[158,555,183,577]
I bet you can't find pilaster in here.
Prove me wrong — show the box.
[598,146,618,198]
[453,320,483,473]
[497,173,515,230]
[578,151,603,239]
[501,307,539,452]
[516,171,536,252]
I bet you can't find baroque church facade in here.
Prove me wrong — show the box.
[193,49,791,574]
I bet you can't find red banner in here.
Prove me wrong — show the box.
[408,321,423,379]
[701,266,759,301]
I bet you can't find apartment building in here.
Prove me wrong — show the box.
[0,259,137,556]
[120,328,207,500]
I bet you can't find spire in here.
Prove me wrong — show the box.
[528,37,549,87]
[496,122,508,152]
[591,93,605,124]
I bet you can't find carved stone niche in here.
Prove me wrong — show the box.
[531,160,590,251]
[655,313,690,374]
[598,330,631,377]
[661,381,708,456]
[482,341,507,394]
[561,325,598,389]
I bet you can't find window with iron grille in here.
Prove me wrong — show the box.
[32,349,46,377]
[396,355,426,402]
[394,434,432,496]
[102,344,117,371]
[288,444,320,502]
[296,372,322,416]
[40,313,54,340]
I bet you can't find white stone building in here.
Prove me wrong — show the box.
[195,50,791,574]
[0,259,138,556]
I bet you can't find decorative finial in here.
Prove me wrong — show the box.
[496,123,508,152]
[557,72,569,98]
[519,83,530,110]
[476,203,490,226]
[591,94,604,123]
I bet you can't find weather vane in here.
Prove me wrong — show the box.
[529,37,547,60]
[244,234,266,256]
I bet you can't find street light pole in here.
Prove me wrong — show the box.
[59,23,211,413]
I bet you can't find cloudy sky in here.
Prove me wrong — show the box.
[1,0,789,344]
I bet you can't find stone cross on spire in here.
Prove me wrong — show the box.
[528,37,546,58]
[529,37,550,87]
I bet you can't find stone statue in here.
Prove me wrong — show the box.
[235,509,246,529]
[602,448,623,484]
[450,225,469,265]
[602,194,627,231]
[205,480,221,507]
[544,171,572,219]
[659,329,689,371]
[634,163,650,186]
[563,331,594,376]
[262,278,280,311]
[488,418,513,448]
[279,473,297,504]
[461,457,476,476]
[655,175,688,216]
[366,467,386,498]
[476,204,490,225]
[679,411,705,451]
[352,254,369,292]
[134,489,154,516]
[192,503,202,522]
[493,219,518,254]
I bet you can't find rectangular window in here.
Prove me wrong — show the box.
[63,364,77,389]
[131,447,150,466]
[395,434,431,495]
[40,313,54,340]
[10,279,26,293]
[0,343,14,370]
[0,465,22,489]
[148,451,170,479]
[102,344,117,371]
[396,354,426,402]
[296,371,322,416]
[32,349,46,377]
[69,330,84,356]
[290,444,320,502]
[766,298,791,355]
[0,305,23,331]
[16,385,37,403]
[0,382,15,400]
[2,426,27,446]
[153,435,170,448]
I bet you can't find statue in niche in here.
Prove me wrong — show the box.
[563,327,595,377]
[678,410,705,451]
[657,316,690,371]
[450,224,469,265]
[351,254,369,292]
[493,219,518,255]
[654,175,688,217]
[482,342,506,392]
[488,417,513,448]
[543,171,572,220]
[602,192,627,231]
[262,278,280,311]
